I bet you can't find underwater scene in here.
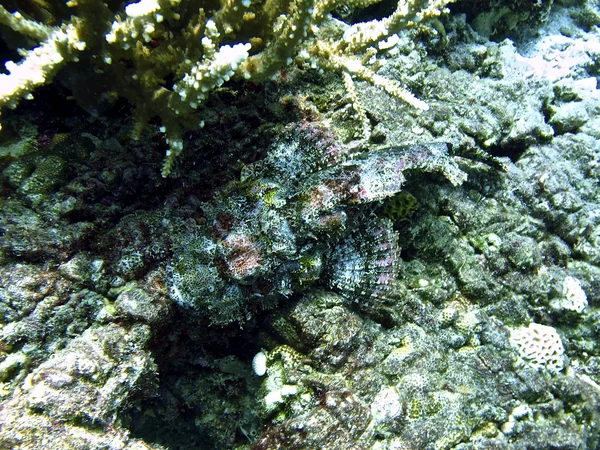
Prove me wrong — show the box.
[1,0,600,448]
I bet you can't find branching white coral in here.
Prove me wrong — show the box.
[0,0,453,174]
[0,7,86,130]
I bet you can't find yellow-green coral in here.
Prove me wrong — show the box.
[0,0,454,176]
[383,191,419,221]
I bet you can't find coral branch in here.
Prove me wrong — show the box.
[0,0,453,173]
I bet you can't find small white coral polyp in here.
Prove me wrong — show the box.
[509,323,565,373]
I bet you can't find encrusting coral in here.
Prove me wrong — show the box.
[0,0,453,176]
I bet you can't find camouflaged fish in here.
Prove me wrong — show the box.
[167,122,465,325]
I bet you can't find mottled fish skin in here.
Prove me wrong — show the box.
[168,122,465,325]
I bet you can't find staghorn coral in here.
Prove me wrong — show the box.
[168,121,465,325]
[0,0,454,176]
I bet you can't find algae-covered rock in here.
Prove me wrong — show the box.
[0,323,159,449]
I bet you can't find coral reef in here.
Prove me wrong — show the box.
[250,290,600,449]
[1,0,600,449]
